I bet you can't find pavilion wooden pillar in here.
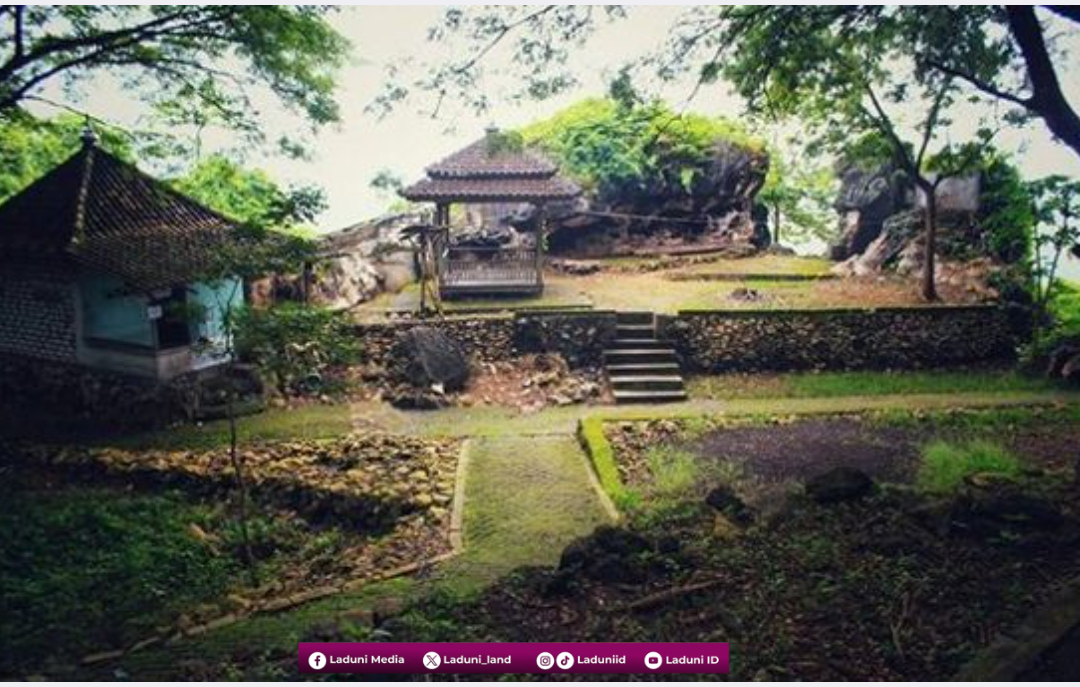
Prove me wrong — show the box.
[535,204,546,291]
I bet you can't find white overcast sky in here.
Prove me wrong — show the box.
[30,5,1080,276]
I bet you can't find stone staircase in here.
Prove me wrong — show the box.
[603,312,687,404]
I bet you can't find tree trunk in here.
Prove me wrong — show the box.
[1006,6,1080,163]
[921,186,939,302]
[228,387,257,586]
[772,204,781,244]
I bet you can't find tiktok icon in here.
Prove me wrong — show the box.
[308,652,327,670]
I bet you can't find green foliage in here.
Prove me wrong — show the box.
[0,488,236,671]
[979,156,1035,264]
[520,97,763,198]
[0,6,349,136]
[758,133,839,244]
[0,111,133,203]
[916,439,1022,493]
[173,155,326,231]
[234,305,361,396]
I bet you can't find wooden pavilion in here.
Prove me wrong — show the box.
[400,128,579,299]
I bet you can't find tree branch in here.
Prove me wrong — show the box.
[916,79,953,169]
[1006,5,1080,160]
[448,5,557,77]
[925,58,1032,109]
[863,82,919,180]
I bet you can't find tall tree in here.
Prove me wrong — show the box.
[707,6,994,300]
[0,6,348,137]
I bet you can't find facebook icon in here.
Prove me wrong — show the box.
[308,652,327,670]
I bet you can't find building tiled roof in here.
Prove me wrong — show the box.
[402,129,580,203]
[426,137,557,179]
[0,144,240,291]
[402,176,580,203]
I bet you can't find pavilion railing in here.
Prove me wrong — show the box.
[439,245,540,286]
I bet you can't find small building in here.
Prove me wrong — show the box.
[401,127,579,298]
[0,133,243,380]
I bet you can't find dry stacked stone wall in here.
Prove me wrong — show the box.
[0,355,201,434]
[660,305,1017,372]
[356,310,617,370]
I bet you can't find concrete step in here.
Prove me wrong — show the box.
[605,362,682,374]
[616,311,654,325]
[612,388,689,404]
[608,338,671,350]
[603,349,679,365]
[616,324,655,338]
[608,375,686,392]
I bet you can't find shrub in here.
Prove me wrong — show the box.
[980,155,1036,264]
[234,304,360,396]
[916,439,1022,493]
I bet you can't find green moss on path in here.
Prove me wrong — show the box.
[437,436,613,595]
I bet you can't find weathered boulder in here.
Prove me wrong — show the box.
[390,327,470,392]
[705,485,755,526]
[831,209,921,277]
[805,467,875,504]
[830,165,910,261]
[310,211,423,308]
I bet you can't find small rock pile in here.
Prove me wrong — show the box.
[517,353,602,408]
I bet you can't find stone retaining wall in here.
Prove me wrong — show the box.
[355,310,618,370]
[0,354,200,434]
[660,305,1016,372]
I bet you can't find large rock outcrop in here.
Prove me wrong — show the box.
[311,212,423,309]
[830,165,909,261]
[830,167,985,280]
[544,141,770,257]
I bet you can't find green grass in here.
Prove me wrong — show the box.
[102,403,353,452]
[916,439,1023,493]
[872,403,1080,432]
[645,445,700,497]
[689,369,1062,401]
[0,487,240,673]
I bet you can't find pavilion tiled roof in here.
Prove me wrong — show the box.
[402,129,580,203]
[0,143,241,292]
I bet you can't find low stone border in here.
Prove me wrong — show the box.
[577,416,629,518]
[954,574,1080,680]
[80,439,473,668]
